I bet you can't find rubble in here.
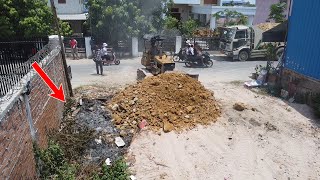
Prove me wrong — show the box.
[110,73,221,132]
[115,137,126,147]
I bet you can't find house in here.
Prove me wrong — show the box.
[172,0,256,29]
[48,0,88,37]
[253,0,288,24]
[282,0,320,100]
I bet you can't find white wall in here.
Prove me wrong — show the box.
[48,0,85,14]
[174,0,200,4]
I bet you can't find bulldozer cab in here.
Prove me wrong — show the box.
[141,34,175,75]
[143,34,165,56]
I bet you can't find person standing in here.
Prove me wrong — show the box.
[69,38,79,60]
[94,46,103,75]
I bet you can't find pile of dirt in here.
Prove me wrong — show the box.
[110,73,221,132]
[257,22,280,31]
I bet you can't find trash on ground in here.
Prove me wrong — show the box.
[115,137,126,147]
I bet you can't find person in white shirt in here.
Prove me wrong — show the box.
[101,43,111,65]
[187,44,194,56]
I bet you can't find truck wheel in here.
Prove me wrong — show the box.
[239,50,249,61]
[276,47,284,61]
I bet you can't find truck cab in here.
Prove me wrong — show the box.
[219,24,284,61]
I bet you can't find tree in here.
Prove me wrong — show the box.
[268,2,286,23]
[0,0,72,38]
[178,19,199,37]
[213,9,248,27]
[87,0,153,45]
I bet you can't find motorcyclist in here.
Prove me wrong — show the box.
[101,43,111,65]
[194,42,204,65]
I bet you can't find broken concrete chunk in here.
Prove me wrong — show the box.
[115,137,125,147]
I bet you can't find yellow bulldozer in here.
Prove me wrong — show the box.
[141,35,175,75]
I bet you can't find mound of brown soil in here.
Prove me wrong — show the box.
[109,73,221,132]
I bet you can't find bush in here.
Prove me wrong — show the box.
[98,158,130,180]
[34,141,76,179]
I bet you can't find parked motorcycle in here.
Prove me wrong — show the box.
[185,52,213,68]
[173,48,187,62]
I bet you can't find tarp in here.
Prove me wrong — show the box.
[262,21,288,42]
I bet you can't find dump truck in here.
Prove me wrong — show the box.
[219,23,285,61]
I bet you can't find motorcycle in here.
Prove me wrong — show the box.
[102,47,120,65]
[185,52,213,68]
[173,48,187,62]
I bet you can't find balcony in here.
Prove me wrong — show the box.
[173,0,200,5]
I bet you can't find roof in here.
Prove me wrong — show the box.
[57,13,87,21]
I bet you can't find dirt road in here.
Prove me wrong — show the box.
[67,57,320,179]
[128,82,320,180]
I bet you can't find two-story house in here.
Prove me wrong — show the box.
[48,0,88,37]
[172,0,256,29]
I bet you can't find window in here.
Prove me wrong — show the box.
[235,30,248,39]
[58,0,66,4]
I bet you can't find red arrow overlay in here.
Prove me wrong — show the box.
[31,62,66,102]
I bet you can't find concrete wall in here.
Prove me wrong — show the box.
[0,52,68,179]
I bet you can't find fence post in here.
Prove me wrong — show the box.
[175,36,182,54]
[132,37,139,57]
[85,37,92,58]
[210,16,216,30]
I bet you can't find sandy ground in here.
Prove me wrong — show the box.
[127,82,320,180]
[67,57,320,179]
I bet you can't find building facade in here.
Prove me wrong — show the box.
[253,0,288,25]
[172,0,256,29]
[48,0,88,36]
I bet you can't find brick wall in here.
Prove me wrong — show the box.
[282,68,320,104]
[0,52,69,179]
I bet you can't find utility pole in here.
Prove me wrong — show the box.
[50,0,74,97]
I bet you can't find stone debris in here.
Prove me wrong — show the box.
[110,73,221,132]
[233,102,247,111]
[115,137,126,147]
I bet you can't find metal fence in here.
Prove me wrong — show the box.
[183,37,220,51]
[0,38,51,97]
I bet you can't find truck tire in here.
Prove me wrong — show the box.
[239,50,249,61]
[276,47,284,61]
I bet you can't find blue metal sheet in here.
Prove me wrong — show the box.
[285,0,320,80]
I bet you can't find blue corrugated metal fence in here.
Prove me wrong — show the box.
[285,0,320,80]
